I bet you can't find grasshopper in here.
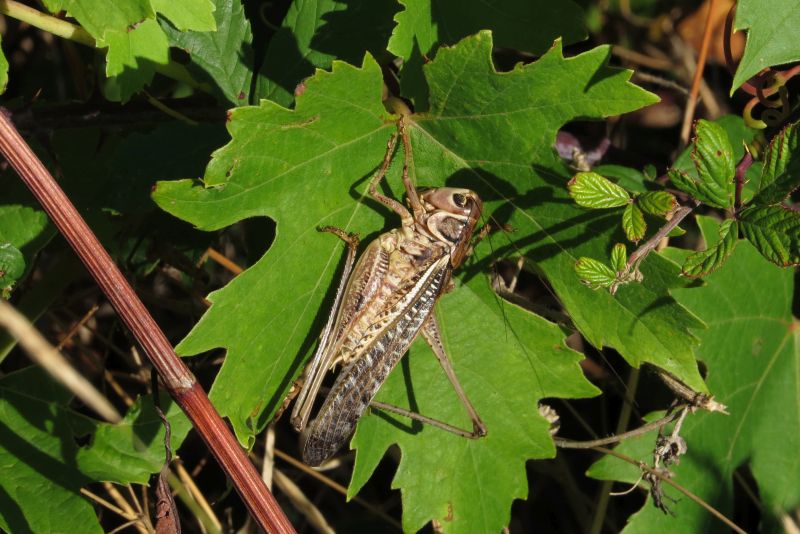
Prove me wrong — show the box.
[288,116,487,467]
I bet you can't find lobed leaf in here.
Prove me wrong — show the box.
[752,120,800,205]
[669,120,735,208]
[622,203,646,242]
[637,191,676,216]
[154,31,710,531]
[575,256,616,289]
[388,0,586,104]
[738,204,800,266]
[42,0,214,101]
[681,219,738,277]
[568,171,631,208]
[161,0,253,106]
[256,0,399,107]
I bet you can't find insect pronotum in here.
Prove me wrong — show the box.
[286,115,487,466]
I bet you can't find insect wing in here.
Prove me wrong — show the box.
[291,236,398,431]
[301,255,450,466]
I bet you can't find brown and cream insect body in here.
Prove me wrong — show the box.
[288,118,487,466]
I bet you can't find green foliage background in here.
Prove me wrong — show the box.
[0,0,799,532]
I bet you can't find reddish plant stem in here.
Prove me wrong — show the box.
[734,151,753,212]
[679,0,717,146]
[0,109,295,534]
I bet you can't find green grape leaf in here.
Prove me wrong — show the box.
[103,19,169,101]
[161,0,253,106]
[610,243,627,272]
[389,0,586,105]
[738,204,800,266]
[568,171,631,208]
[153,31,707,530]
[575,256,616,289]
[681,219,738,277]
[0,204,54,291]
[256,0,399,107]
[669,120,735,208]
[752,120,800,205]
[389,0,586,59]
[589,216,799,531]
[151,0,215,32]
[637,191,676,216]
[0,367,190,533]
[0,243,24,290]
[42,0,214,101]
[622,203,646,242]
[731,0,800,92]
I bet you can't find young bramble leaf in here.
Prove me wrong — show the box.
[738,205,800,266]
[575,257,616,289]
[610,243,627,272]
[752,121,800,205]
[682,219,738,277]
[568,171,630,208]
[622,203,646,242]
[637,191,676,216]
[0,243,24,290]
[669,120,735,208]
[590,224,799,531]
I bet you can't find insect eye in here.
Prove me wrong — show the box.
[452,193,467,208]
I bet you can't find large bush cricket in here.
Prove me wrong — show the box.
[284,115,487,467]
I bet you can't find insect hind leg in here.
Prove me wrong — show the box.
[367,315,487,439]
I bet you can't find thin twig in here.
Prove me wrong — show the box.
[624,202,699,274]
[104,483,152,534]
[55,304,99,350]
[273,449,402,530]
[592,446,747,534]
[555,408,684,450]
[0,299,123,423]
[274,470,335,534]
[206,248,244,275]
[0,109,295,533]
[679,0,719,145]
